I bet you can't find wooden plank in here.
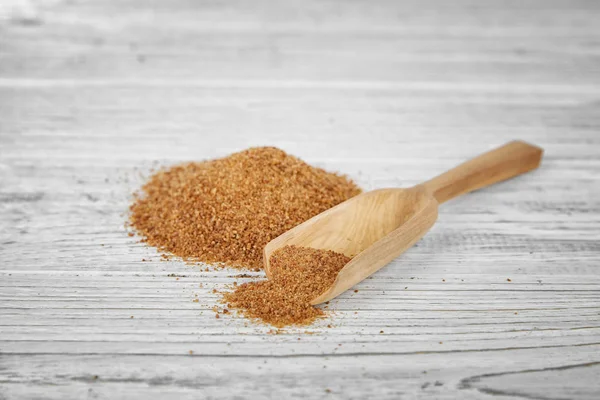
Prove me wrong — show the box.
[1,351,599,399]
[1,0,600,84]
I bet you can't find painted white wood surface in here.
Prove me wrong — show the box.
[1,0,599,399]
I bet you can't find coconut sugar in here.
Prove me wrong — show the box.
[223,245,351,327]
[130,147,360,270]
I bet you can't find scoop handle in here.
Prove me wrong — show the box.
[422,140,543,204]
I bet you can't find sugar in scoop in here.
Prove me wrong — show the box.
[223,245,351,327]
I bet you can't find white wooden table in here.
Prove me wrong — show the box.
[1,1,599,398]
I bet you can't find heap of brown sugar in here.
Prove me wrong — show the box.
[223,245,351,327]
[130,147,360,269]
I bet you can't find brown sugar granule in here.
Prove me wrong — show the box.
[223,245,351,327]
[130,147,360,269]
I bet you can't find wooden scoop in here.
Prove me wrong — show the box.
[264,141,543,304]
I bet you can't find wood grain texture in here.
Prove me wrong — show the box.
[1,0,599,399]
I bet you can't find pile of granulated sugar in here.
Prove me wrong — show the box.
[222,245,351,327]
[130,147,361,270]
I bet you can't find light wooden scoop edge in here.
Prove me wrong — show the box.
[263,140,544,305]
